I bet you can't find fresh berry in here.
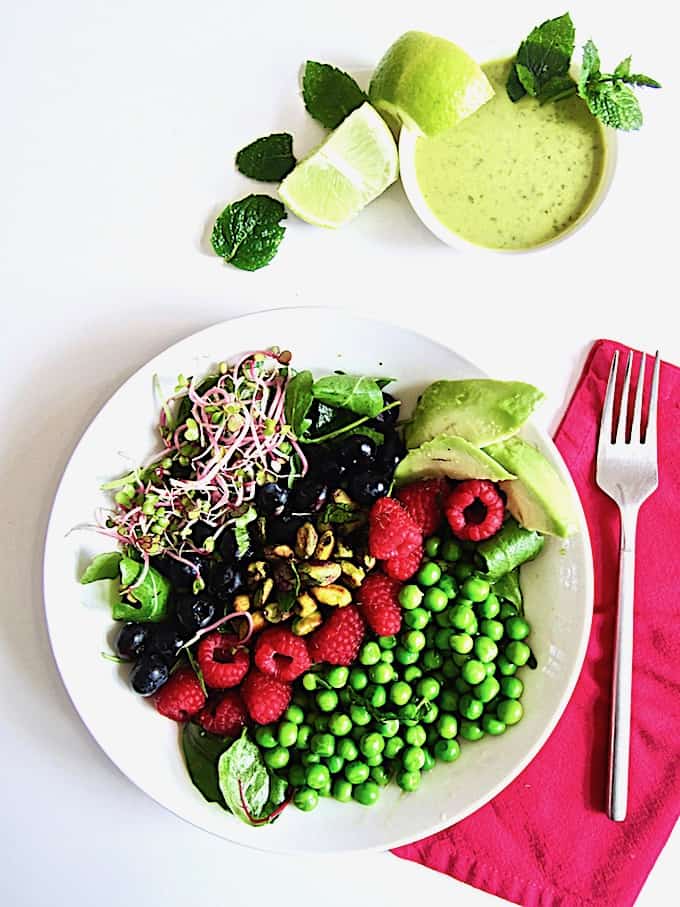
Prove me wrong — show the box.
[444,480,505,542]
[198,690,247,737]
[379,430,406,471]
[308,605,366,666]
[146,622,185,664]
[154,667,206,721]
[197,632,250,689]
[116,622,148,659]
[207,562,244,597]
[255,482,290,516]
[371,392,400,428]
[396,478,448,536]
[384,542,424,581]
[358,573,403,635]
[241,669,292,724]
[348,470,390,505]
[289,478,328,514]
[368,498,422,560]
[254,627,311,682]
[130,654,169,696]
[336,435,377,468]
[152,552,204,590]
[176,594,217,634]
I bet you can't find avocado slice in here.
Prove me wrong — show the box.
[394,434,516,485]
[484,437,578,538]
[405,379,544,449]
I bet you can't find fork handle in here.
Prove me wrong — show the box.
[607,505,639,821]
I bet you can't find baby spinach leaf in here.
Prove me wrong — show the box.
[302,400,399,445]
[80,551,122,584]
[312,374,384,417]
[493,568,523,613]
[112,558,171,622]
[284,370,314,437]
[182,723,231,806]
[218,731,271,824]
[302,61,367,129]
[507,13,575,102]
[236,133,296,182]
[211,195,286,271]
[475,521,545,581]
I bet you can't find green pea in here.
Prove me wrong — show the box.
[424,536,441,557]
[384,736,405,759]
[360,732,385,759]
[255,725,277,749]
[380,650,395,664]
[332,779,353,802]
[417,676,441,701]
[379,634,397,649]
[316,690,338,712]
[474,636,498,664]
[460,719,485,742]
[459,694,484,720]
[302,673,318,691]
[311,733,335,758]
[295,724,312,750]
[277,721,298,748]
[434,628,452,650]
[436,713,458,739]
[403,665,423,683]
[326,754,345,774]
[398,703,419,722]
[405,724,426,747]
[505,641,531,666]
[380,718,400,738]
[264,746,289,770]
[422,747,436,772]
[462,659,486,685]
[359,642,381,666]
[395,645,419,666]
[345,760,370,784]
[434,739,461,762]
[505,616,531,640]
[421,650,443,671]
[390,681,412,706]
[318,778,332,797]
[399,584,423,610]
[441,658,458,679]
[450,605,476,632]
[450,632,473,654]
[404,607,430,630]
[485,662,497,677]
[423,587,448,612]
[499,602,518,619]
[366,683,387,709]
[420,702,439,724]
[350,704,371,726]
[397,770,421,792]
[328,712,352,736]
[500,676,524,699]
[294,786,319,811]
[403,630,426,653]
[338,738,358,761]
[416,562,442,587]
[327,666,349,688]
[479,619,503,642]
[477,593,500,619]
[438,575,458,600]
[454,562,475,581]
[353,780,380,806]
[438,689,458,712]
[370,765,391,786]
[497,699,524,725]
[441,539,462,562]
[454,677,471,694]
[284,704,305,725]
[473,676,500,703]
[365,753,383,767]
[349,667,368,690]
[306,763,330,790]
[402,746,425,772]
[496,654,517,676]
[462,576,491,602]
[288,763,306,787]
[482,715,506,735]
[369,661,394,685]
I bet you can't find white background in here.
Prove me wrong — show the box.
[1,1,677,904]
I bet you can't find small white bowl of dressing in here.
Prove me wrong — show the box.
[398,56,617,254]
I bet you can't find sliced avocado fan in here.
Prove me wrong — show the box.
[394,434,516,485]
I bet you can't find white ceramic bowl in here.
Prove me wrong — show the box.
[43,308,593,853]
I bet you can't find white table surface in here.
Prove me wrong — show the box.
[1,1,677,904]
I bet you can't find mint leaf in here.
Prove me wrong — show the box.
[584,81,643,130]
[235,133,296,182]
[580,39,601,92]
[302,61,367,129]
[507,13,575,101]
[312,374,384,417]
[537,75,577,104]
[624,73,662,88]
[80,551,122,584]
[284,370,314,438]
[614,56,631,78]
[211,195,286,271]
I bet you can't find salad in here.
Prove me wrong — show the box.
[81,347,577,825]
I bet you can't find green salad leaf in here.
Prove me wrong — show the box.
[217,731,287,825]
[493,568,523,612]
[312,374,385,417]
[302,61,367,129]
[112,558,171,622]
[236,133,296,182]
[211,195,286,271]
[475,520,545,581]
[182,724,231,806]
[80,551,122,584]
[284,370,314,437]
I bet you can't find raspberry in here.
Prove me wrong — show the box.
[154,667,206,722]
[197,632,250,689]
[396,478,447,536]
[358,573,403,635]
[369,497,421,559]
[384,542,423,581]
[308,605,366,666]
[241,669,291,725]
[198,690,247,737]
[254,627,311,682]
[444,480,505,542]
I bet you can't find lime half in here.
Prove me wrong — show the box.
[279,102,398,228]
[369,31,494,137]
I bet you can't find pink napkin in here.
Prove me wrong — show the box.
[393,340,680,906]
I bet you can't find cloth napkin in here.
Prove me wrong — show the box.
[393,339,680,907]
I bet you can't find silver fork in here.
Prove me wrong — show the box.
[596,350,660,821]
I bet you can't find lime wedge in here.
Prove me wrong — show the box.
[279,102,398,228]
[369,31,494,137]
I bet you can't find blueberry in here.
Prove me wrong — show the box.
[335,435,377,469]
[289,478,328,514]
[371,393,400,428]
[379,431,406,471]
[313,456,347,487]
[146,622,186,663]
[348,470,390,505]
[151,553,203,590]
[207,562,244,597]
[130,654,169,696]
[116,622,148,659]
[255,482,290,516]
[175,594,217,634]
[267,514,305,545]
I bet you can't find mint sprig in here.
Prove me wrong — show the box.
[577,40,660,131]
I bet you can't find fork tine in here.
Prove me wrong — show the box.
[615,351,633,443]
[644,351,661,446]
[630,352,646,443]
[599,350,620,446]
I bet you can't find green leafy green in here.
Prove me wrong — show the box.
[284,370,314,437]
[185,648,208,697]
[312,374,385,417]
[211,195,286,271]
[80,551,122,584]
[112,558,171,622]
[182,723,231,806]
[235,133,296,182]
[302,61,367,129]
[217,731,285,825]
[302,400,399,445]
[321,502,358,525]
[475,520,545,581]
[493,568,523,613]
[507,13,576,103]
[576,41,659,131]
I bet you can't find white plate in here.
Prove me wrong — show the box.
[43,308,593,853]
